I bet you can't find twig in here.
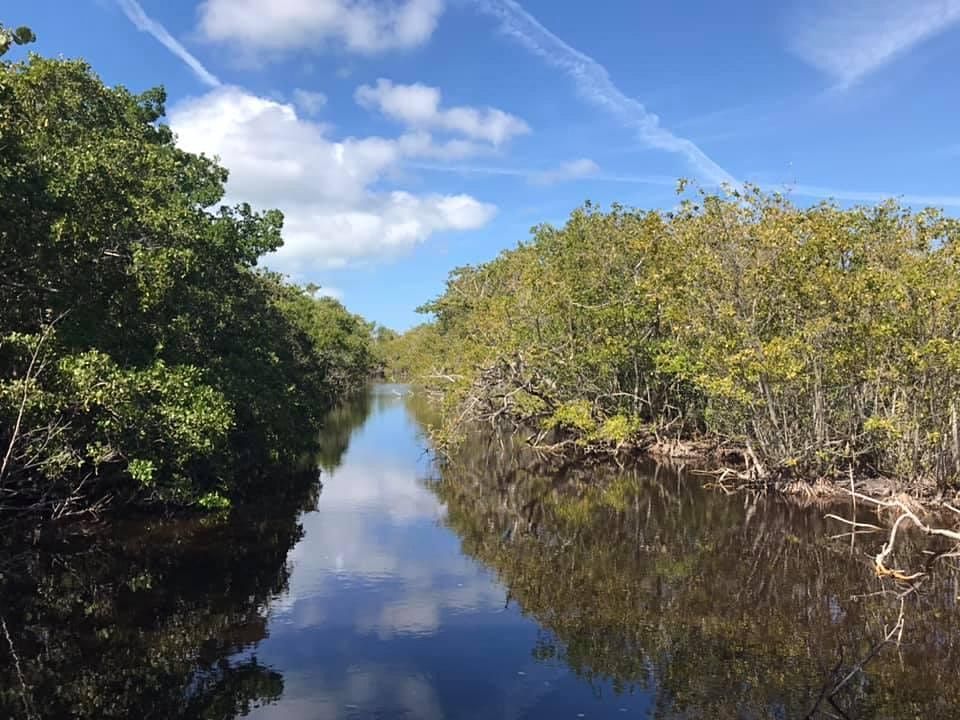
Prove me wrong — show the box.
[0,313,66,488]
[833,599,906,694]
[0,332,45,485]
[805,598,906,718]
[824,514,882,531]
[2,615,36,720]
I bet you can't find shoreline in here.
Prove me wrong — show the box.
[437,417,959,511]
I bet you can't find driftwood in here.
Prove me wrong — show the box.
[804,484,960,718]
[826,489,960,582]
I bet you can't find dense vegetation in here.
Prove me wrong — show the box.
[0,42,378,517]
[394,189,960,494]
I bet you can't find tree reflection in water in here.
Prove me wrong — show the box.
[428,430,960,719]
[4,392,958,720]
[0,392,375,720]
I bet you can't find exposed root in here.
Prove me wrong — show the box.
[646,437,717,460]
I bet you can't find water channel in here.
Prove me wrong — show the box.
[2,384,957,719]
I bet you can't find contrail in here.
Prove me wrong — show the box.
[472,0,736,186]
[116,0,221,88]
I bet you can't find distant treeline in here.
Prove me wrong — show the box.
[0,37,382,517]
[387,188,960,493]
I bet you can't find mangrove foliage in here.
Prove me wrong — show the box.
[393,189,960,494]
[0,45,378,518]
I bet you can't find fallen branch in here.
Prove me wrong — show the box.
[841,490,960,581]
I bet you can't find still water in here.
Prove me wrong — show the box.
[2,385,959,719]
[244,385,620,720]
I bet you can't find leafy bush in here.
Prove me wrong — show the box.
[0,54,376,516]
[400,188,960,491]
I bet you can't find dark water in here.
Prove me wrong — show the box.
[2,385,959,719]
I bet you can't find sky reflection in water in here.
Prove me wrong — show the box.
[245,386,650,719]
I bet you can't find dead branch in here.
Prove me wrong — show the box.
[0,329,47,486]
[848,490,960,580]
[805,598,906,719]
[823,514,883,532]
[825,487,960,586]
[0,313,67,489]
[1,614,36,720]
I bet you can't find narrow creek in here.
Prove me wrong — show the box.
[2,384,958,719]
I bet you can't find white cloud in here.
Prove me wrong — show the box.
[169,86,495,270]
[247,668,447,720]
[312,286,343,300]
[472,0,735,186]
[787,0,960,88]
[116,0,221,87]
[198,0,445,55]
[396,131,488,161]
[356,79,530,145]
[530,158,599,185]
[292,88,327,115]
[269,453,504,634]
[278,191,495,269]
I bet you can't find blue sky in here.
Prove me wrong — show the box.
[8,0,960,329]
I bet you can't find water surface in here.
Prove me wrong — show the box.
[2,384,958,719]
[244,385,649,720]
